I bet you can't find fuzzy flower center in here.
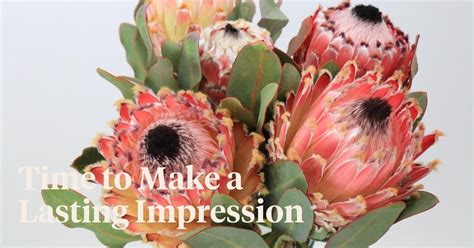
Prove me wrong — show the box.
[145,125,181,161]
[141,120,198,172]
[224,23,240,38]
[351,98,392,135]
[351,4,382,24]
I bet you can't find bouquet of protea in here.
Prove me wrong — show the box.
[42,0,442,247]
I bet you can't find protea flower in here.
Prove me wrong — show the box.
[267,62,441,232]
[87,87,264,247]
[289,1,417,83]
[199,20,273,103]
[146,0,237,56]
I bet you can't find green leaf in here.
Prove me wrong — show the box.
[264,160,308,205]
[257,83,278,133]
[228,0,256,22]
[42,188,141,247]
[288,16,313,56]
[408,91,428,129]
[278,63,301,101]
[135,4,155,66]
[133,0,145,18]
[218,97,257,129]
[145,58,179,92]
[185,227,268,248]
[119,23,149,81]
[273,47,300,70]
[397,191,439,222]
[70,147,104,174]
[97,68,137,99]
[310,226,329,241]
[162,40,182,73]
[262,232,281,247]
[272,189,313,243]
[322,61,340,79]
[258,0,289,42]
[326,202,406,248]
[227,43,281,115]
[211,194,254,229]
[178,32,202,90]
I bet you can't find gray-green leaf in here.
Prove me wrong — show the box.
[325,202,406,248]
[272,189,313,243]
[264,160,308,205]
[70,147,104,174]
[185,227,268,248]
[397,191,439,222]
[41,188,141,248]
[258,0,289,42]
[97,68,138,99]
[226,43,281,116]
[257,83,278,133]
[408,91,428,129]
[145,58,179,92]
[278,63,301,101]
[119,23,149,81]
[177,32,202,90]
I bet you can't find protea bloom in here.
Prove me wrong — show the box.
[87,88,264,247]
[267,62,441,232]
[289,1,417,83]
[199,20,273,103]
[146,0,237,56]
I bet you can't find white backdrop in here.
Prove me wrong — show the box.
[1,0,473,247]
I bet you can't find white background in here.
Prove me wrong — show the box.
[1,0,473,247]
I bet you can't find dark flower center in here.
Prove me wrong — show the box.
[351,98,392,135]
[224,23,239,38]
[145,125,181,161]
[351,4,382,24]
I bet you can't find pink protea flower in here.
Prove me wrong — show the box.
[146,0,237,56]
[87,88,264,247]
[289,1,417,83]
[267,62,441,232]
[199,20,273,103]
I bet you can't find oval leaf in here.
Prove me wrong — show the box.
[264,160,308,205]
[145,58,179,92]
[97,68,137,99]
[273,47,300,70]
[135,4,155,66]
[278,63,301,101]
[185,227,268,248]
[178,32,202,90]
[42,188,141,247]
[397,191,439,222]
[257,83,278,133]
[211,194,254,229]
[162,40,182,73]
[258,0,289,41]
[227,43,281,115]
[408,91,428,129]
[218,97,257,129]
[119,23,149,80]
[228,0,256,22]
[71,147,104,174]
[273,189,313,243]
[326,202,406,248]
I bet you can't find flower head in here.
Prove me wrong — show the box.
[267,63,441,232]
[146,0,237,56]
[199,20,273,103]
[88,88,264,247]
[290,1,417,83]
